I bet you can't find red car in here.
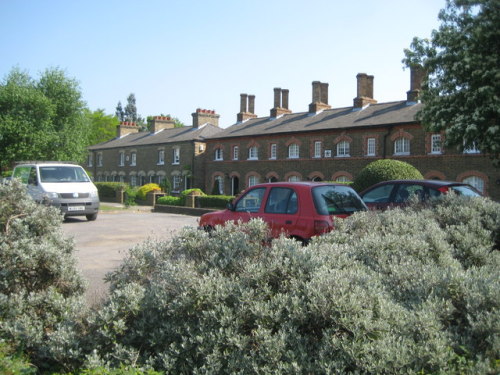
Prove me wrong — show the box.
[359,179,482,210]
[199,182,367,243]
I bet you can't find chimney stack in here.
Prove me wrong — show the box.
[407,65,425,103]
[309,81,331,113]
[192,108,220,128]
[116,121,139,138]
[237,93,258,122]
[270,88,292,118]
[353,73,377,108]
[151,116,176,133]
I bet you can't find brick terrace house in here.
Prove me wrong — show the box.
[87,109,222,193]
[203,68,500,200]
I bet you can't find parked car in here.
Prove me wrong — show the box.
[359,179,482,210]
[12,161,100,221]
[199,182,367,243]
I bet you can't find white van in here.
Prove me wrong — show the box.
[12,161,100,221]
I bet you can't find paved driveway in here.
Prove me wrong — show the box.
[61,208,199,305]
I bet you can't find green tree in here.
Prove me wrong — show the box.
[116,93,146,130]
[403,0,500,165]
[85,108,119,145]
[0,67,89,172]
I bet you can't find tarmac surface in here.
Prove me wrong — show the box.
[61,204,199,305]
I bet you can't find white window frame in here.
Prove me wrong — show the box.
[233,146,239,160]
[97,153,103,167]
[335,175,350,183]
[173,175,182,191]
[248,146,258,160]
[463,175,485,193]
[314,141,322,158]
[367,138,376,156]
[215,148,223,161]
[215,175,224,195]
[130,152,136,166]
[270,144,277,159]
[87,154,93,167]
[336,141,350,157]
[431,134,442,154]
[248,175,258,187]
[394,137,410,156]
[288,175,300,182]
[157,150,165,165]
[119,151,125,166]
[463,142,480,154]
[288,143,300,159]
[172,147,180,165]
[130,175,137,187]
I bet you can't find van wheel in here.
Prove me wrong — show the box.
[86,213,98,221]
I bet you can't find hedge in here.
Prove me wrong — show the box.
[94,182,128,198]
[156,196,183,206]
[197,194,234,209]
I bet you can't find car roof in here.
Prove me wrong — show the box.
[360,179,471,194]
[249,181,349,189]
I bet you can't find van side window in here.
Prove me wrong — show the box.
[265,187,298,214]
[28,167,38,185]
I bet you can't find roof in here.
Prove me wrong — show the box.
[207,100,422,140]
[88,123,223,150]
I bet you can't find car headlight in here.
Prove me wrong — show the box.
[46,192,59,199]
[90,190,99,198]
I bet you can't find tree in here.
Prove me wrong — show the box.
[0,67,88,172]
[115,101,124,121]
[403,0,500,165]
[115,93,146,130]
[85,108,119,146]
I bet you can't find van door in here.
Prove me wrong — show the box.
[26,167,43,202]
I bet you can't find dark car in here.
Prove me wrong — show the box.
[359,179,482,210]
[199,182,367,243]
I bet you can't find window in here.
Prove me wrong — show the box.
[288,144,299,159]
[367,138,376,156]
[324,150,332,158]
[130,152,136,166]
[394,137,410,155]
[173,175,181,191]
[130,175,137,187]
[265,188,298,214]
[463,142,480,154]
[270,144,277,159]
[431,134,442,154]
[288,175,300,182]
[172,147,180,164]
[314,141,322,158]
[463,176,485,193]
[336,141,350,157]
[235,187,265,213]
[87,154,93,167]
[233,146,239,160]
[215,148,223,161]
[248,146,258,160]
[214,175,224,195]
[361,184,396,203]
[248,175,259,187]
[158,150,165,165]
[119,151,125,166]
[335,176,351,183]
[97,153,103,167]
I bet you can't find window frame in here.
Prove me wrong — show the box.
[172,147,180,165]
[232,146,239,161]
[336,141,350,157]
[288,143,300,159]
[366,138,376,156]
[248,146,258,160]
[394,137,410,156]
[269,143,277,160]
[314,141,322,158]
[214,148,224,161]
[430,134,442,154]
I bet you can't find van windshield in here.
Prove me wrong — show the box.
[312,185,366,215]
[40,166,90,183]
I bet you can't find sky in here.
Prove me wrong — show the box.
[0,0,446,128]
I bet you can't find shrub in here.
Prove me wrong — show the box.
[197,194,234,209]
[352,159,423,192]
[85,195,499,373]
[95,182,128,198]
[156,195,183,206]
[0,179,87,373]
[124,186,139,207]
[136,183,161,201]
[180,188,205,198]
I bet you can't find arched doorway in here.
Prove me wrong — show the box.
[231,176,240,196]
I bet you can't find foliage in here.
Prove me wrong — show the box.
[0,179,87,372]
[0,67,88,172]
[352,159,423,192]
[403,0,500,166]
[198,194,234,209]
[115,94,146,131]
[156,196,183,206]
[0,342,36,375]
[124,186,139,207]
[146,114,185,129]
[180,188,205,198]
[95,182,128,198]
[85,108,119,146]
[83,195,499,373]
[159,178,171,195]
[136,183,161,201]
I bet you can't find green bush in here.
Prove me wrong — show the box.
[0,342,36,375]
[352,159,423,192]
[86,195,499,373]
[95,182,128,198]
[156,195,183,206]
[136,183,161,201]
[0,179,87,373]
[180,188,205,198]
[124,186,139,207]
[197,194,234,209]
